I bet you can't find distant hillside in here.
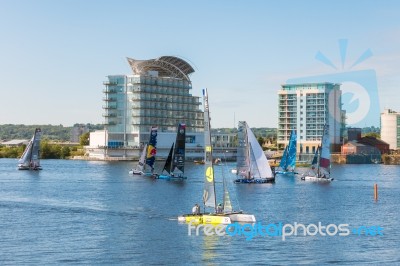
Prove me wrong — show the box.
[212,127,277,138]
[0,124,103,141]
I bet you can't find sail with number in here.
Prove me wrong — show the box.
[279,146,288,170]
[202,89,217,210]
[172,123,186,174]
[279,130,297,172]
[319,125,330,171]
[301,124,333,181]
[236,121,250,178]
[129,126,158,175]
[158,123,186,179]
[145,126,158,170]
[287,130,297,170]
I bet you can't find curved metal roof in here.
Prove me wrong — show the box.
[127,56,195,81]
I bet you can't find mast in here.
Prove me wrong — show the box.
[245,123,251,178]
[317,146,321,178]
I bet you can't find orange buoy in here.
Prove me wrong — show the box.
[374,183,378,201]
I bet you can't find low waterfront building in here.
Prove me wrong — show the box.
[1,139,29,147]
[358,136,389,155]
[341,141,380,155]
[381,108,400,150]
[347,127,362,141]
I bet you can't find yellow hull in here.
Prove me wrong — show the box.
[178,214,231,224]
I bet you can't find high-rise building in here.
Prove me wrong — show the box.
[381,108,400,150]
[278,82,344,155]
[88,56,205,159]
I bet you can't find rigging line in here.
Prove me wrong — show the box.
[219,137,241,211]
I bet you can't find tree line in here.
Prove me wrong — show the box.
[0,133,89,159]
[0,124,103,141]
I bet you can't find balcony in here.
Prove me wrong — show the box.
[103,81,117,86]
[103,89,117,93]
[103,97,117,101]
[104,121,117,126]
[102,105,117,109]
[102,113,117,117]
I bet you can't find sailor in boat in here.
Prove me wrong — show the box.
[192,204,200,215]
[216,203,223,214]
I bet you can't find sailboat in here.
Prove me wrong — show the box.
[129,126,158,176]
[301,124,333,182]
[157,123,187,180]
[18,128,42,170]
[276,129,297,174]
[234,121,275,183]
[178,89,256,224]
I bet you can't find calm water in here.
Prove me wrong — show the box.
[0,158,399,265]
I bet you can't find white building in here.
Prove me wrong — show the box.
[381,109,400,150]
[278,82,345,154]
[87,56,206,160]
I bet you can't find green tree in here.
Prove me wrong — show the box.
[257,136,265,147]
[363,132,380,139]
[60,146,71,159]
[79,132,90,146]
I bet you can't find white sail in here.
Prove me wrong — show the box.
[319,125,331,172]
[18,141,33,167]
[301,124,333,181]
[136,144,147,173]
[223,174,233,212]
[202,89,217,210]
[246,123,273,178]
[18,128,42,170]
[236,121,251,178]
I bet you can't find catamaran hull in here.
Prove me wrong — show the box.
[228,213,256,223]
[156,174,187,180]
[18,164,42,170]
[234,178,275,184]
[129,170,157,178]
[275,171,297,175]
[301,175,333,182]
[178,214,203,224]
[129,169,144,175]
[202,215,231,224]
[178,214,231,224]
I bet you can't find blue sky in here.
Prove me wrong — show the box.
[1,0,399,128]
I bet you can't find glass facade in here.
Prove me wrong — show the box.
[102,57,204,148]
